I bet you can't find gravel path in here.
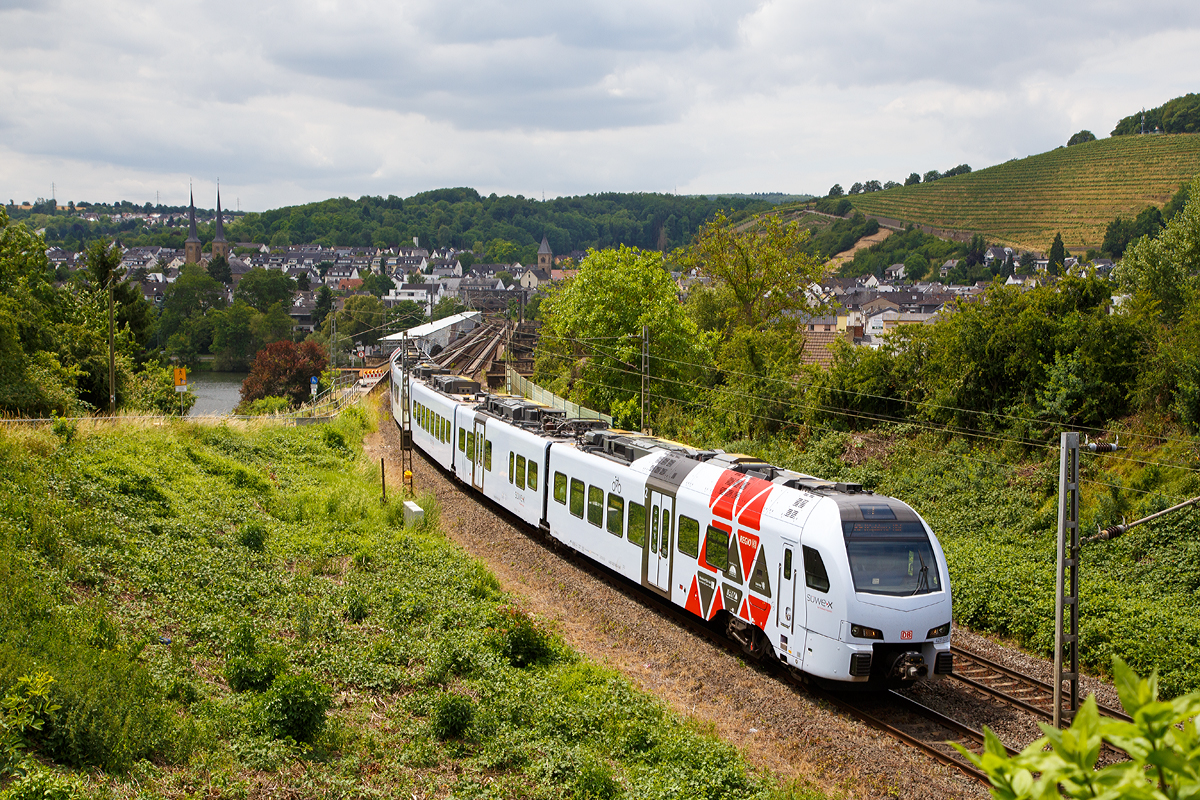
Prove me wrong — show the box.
[365,392,1123,799]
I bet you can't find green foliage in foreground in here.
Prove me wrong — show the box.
[0,408,806,799]
[962,658,1200,800]
[671,425,1200,699]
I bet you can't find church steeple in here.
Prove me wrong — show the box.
[211,185,229,261]
[537,233,553,271]
[184,186,202,265]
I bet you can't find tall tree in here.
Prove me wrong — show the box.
[236,267,296,312]
[1048,232,1067,275]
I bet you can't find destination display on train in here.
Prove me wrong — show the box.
[842,521,926,537]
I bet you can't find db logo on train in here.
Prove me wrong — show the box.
[900,630,913,640]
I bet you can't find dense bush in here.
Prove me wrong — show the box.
[430,692,474,740]
[223,624,286,693]
[254,672,331,743]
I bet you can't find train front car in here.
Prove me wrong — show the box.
[778,489,953,688]
[665,452,952,689]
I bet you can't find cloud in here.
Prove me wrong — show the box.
[1,0,1198,209]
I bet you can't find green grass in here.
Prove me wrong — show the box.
[0,408,821,799]
[838,134,1200,253]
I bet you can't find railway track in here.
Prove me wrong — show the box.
[399,427,1002,786]
[950,645,1131,724]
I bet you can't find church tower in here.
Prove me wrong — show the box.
[211,187,229,261]
[184,188,202,265]
[537,234,553,271]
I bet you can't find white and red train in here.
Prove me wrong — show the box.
[391,360,953,687]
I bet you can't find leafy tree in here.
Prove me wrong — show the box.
[252,301,294,346]
[1067,129,1096,146]
[296,273,310,292]
[534,246,711,428]
[848,182,864,195]
[240,340,327,407]
[863,180,882,192]
[1048,232,1067,275]
[905,172,921,186]
[827,184,844,198]
[360,271,395,297]
[497,270,514,287]
[387,300,427,331]
[943,164,972,177]
[313,285,333,328]
[207,254,232,284]
[210,300,260,371]
[325,294,385,347]
[923,170,942,183]
[160,264,225,342]
[883,181,900,190]
[903,252,930,281]
[431,296,466,321]
[1115,174,1200,324]
[82,240,155,353]
[236,267,296,312]
[486,239,520,264]
[961,658,1200,800]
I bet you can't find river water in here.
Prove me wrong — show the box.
[187,371,249,416]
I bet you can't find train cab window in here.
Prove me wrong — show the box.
[628,502,646,546]
[458,428,466,452]
[606,494,624,536]
[803,546,830,593]
[516,455,526,489]
[484,440,493,471]
[705,526,729,571]
[528,461,538,490]
[587,486,603,527]
[509,452,515,483]
[678,516,699,558]
[783,548,793,580]
[570,479,585,518]
[553,472,567,504]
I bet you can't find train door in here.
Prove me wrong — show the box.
[778,538,805,667]
[471,417,485,490]
[647,490,673,593]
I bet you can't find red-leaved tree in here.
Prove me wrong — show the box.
[240,340,328,407]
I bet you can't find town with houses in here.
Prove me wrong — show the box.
[37,193,1106,368]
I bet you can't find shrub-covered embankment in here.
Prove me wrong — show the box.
[0,409,808,799]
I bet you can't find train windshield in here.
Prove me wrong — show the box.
[843,522,941,597]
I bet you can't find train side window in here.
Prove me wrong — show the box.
[678,516,699,558]
[803,546,830,593]
[466,431,475,460]
[509,452,515,483]
[554,472,567,504]
[628,502,646,546]
[606,493,624,536]
[484,440,493,471]
[587,485,603,527]
[528,460,538,490]
[660,509,671,557]
[569,478,585,518]
[705,526,729,571]
[516,455,526,489]
[783,548,793,579]
[458,428,465,452]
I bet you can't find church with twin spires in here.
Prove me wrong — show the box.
[183,187,229,265]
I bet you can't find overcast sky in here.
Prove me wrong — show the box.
[3,0,1198,211]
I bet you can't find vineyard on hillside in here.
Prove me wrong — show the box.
[843,134,1200,254]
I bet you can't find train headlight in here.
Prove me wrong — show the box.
[850,623,884,640]
[926,622,951,639]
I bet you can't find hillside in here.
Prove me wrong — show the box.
[844,134,1200,253]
